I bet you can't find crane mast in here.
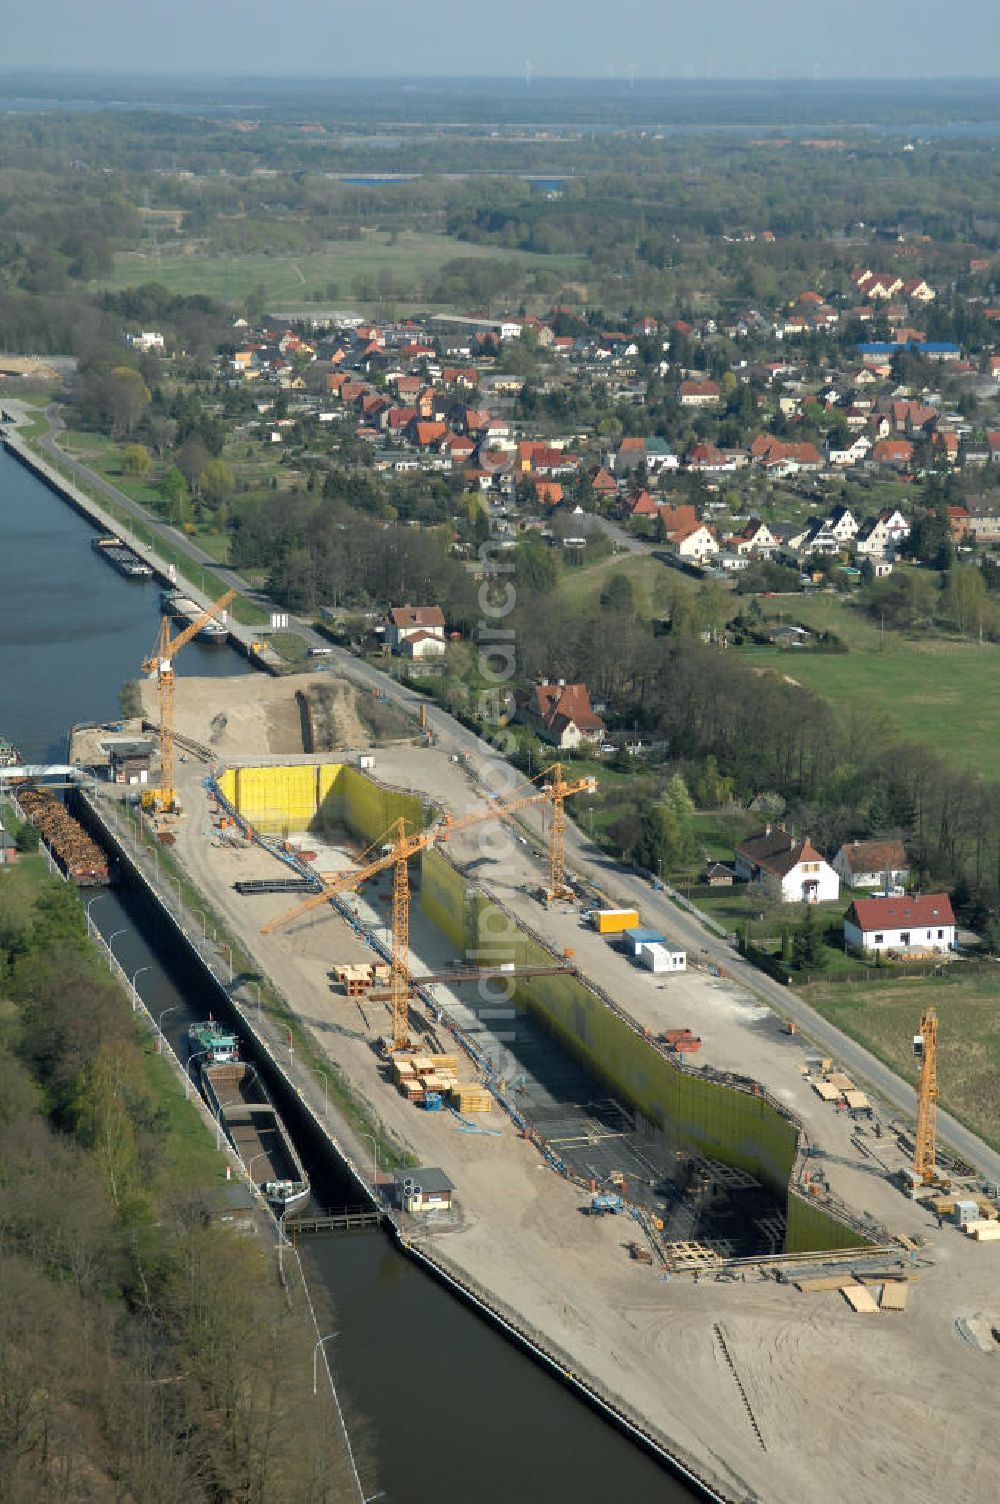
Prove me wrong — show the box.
[913,1004,939,1185]
[142,588,236,812]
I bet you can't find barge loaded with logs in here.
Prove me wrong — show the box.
[196,1031,310,1213]
[16,786,111,884]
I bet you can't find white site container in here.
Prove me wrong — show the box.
[639,941,687,973]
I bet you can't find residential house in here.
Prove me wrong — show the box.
[833,838,910,892]
[828,434,871,466]
[515,680,606,750]
[385,605,447,654]
[731,517,779,556]
[734,826,840,904]
[656,502,699,542]
[853,508,909,559]
[843,894,955,956]
[669,522,719,563]
[871,438,914,471]
[677,379,721,407]
[962,496,1000,544]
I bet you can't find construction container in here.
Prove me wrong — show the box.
[424,1092,443,1112]
[639,942,687,973]
[623,926,666,954]
[594,908,641,935]
[954,1200,980,1227]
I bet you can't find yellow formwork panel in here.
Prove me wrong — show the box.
[216,763,423,843]
[237,764,341,834]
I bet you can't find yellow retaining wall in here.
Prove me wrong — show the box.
[217,763,426,844]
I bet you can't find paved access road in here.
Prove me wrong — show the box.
[35,411,1000,1186]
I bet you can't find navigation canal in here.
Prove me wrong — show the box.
[0,443,696,1503]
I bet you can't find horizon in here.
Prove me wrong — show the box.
[8,0,1000,81]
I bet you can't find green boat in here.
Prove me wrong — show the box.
[188,1019,239,1064]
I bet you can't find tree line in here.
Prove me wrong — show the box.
[0,856,356,1501]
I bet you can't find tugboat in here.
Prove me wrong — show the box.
[188,1019,240,1064]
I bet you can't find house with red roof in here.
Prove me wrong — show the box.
[871,438,914,471]
[843,894,955,955]
[590,466,618,499]
[385,605,447,656]
[678,379,721,407]
[515,680,605,750]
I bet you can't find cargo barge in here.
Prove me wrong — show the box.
[160,588,228,643]
[200,1051,311,1213]
[16,786,111,884]
[91,535,153,578]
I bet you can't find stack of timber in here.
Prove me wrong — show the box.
[17,787,110,884]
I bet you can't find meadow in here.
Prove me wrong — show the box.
[94,229,582,305]
[743,592,1000,773]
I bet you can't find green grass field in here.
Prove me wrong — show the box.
[743,593,1000,773]
[94,230,582,304]
[802,971,1000,1151]
[558,553,693,615]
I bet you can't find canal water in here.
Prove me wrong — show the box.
[0,444,696,1503]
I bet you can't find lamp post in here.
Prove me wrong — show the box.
[131,966,153,1013]
[86,894,105,937]
[248,1151,270,1196]
[316,1068,329,1118]
[219,940,232,985]
[108,928,128,974]
[156,1003,177,1039]
[313,1332,340,1396]
[276,1206,292,1278]
[214,1098,239,1152]
[359,1132,379,1187]
[196,910,207,942]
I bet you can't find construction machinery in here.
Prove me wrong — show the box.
[141,588,236,814]
[260,763,595,1050]
[913,1005,939,1186]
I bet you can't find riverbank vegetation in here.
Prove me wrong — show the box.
[0,858,357,1501]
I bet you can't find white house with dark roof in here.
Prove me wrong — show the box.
[833,838,910,891]
[734,825,840,904]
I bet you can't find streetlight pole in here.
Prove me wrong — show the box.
[219,940,232,984]
[131,966,153,1013]
[313,1332,340,1396]
[316,1068,329,1117]
[248,1150,269,1193]
[156,1003,177,1039]
[108,928,128,974]
[359,1132,379,1187]
[86,894,106,937]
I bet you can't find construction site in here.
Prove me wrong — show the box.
[71,642,1000,1504]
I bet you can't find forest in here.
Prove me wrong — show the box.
[0,856,354,1502]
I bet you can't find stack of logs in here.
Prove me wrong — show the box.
[16,787,111,885]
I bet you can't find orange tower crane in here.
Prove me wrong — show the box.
[913,1004,939,1185]
[260,763,595,1050]
[142,588,236,811]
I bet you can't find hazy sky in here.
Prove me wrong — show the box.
[7,0,1000,79]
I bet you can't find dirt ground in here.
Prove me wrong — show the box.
[137,670,404,761]
[157,680,1000,1504]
